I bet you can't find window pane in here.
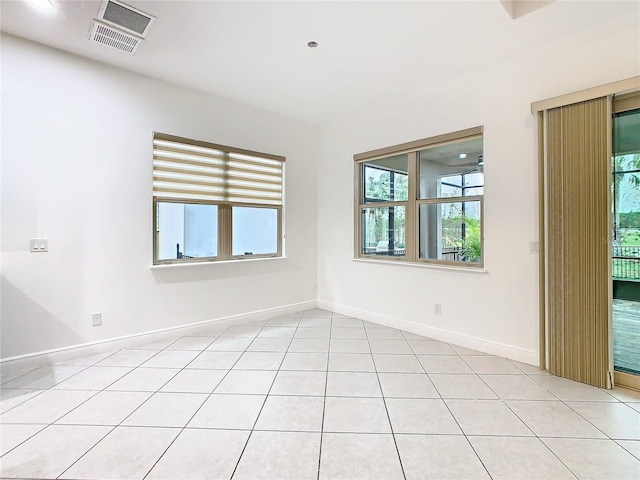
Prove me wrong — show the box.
[419,201,481,263]
[613,170,640,250]
[464,172,484,187]
[232,206,278,256]
[361,206,406,257]
[614,109,640,157]
[440,175,463,197]
[363,154,408,202]
[157,202,217,260]
[419,136,483,199]
[464,187,484,196]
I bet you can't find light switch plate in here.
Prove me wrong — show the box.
[30,238,48,252]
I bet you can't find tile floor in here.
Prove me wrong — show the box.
[1,309,639,479]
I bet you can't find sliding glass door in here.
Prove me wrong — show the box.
[612,99,640,384]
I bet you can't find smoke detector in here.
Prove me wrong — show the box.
[89,0,156,55]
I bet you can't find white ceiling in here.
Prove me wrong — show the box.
[1,0,638,125]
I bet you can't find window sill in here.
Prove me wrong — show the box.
[150,256,287,270]
[352,258,488,274]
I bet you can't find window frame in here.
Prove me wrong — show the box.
[152,132,284,265]
[354,126,484,268]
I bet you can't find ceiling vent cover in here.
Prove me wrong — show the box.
[89,20,143,55]
[98,0,155,37]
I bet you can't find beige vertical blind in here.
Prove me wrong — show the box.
[153,133,284,205]
[546,97,611,388]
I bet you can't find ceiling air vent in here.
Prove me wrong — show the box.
[89,1,155,55]
[98,0,155,37]
[89,20,143,55]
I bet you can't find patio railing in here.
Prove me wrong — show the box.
[613,245,640,281]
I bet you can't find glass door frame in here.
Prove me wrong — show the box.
[612,91,640,391]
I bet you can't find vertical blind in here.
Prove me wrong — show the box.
[546,97,611,388]
[152,133,285,205]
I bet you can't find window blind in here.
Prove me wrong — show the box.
[152,133,284,206]
[545,97,611,388]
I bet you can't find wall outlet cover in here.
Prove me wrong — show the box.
[92,313,102,326]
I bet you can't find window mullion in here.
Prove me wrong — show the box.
[354,162,362,257]
[219,151,231,260]
[406,151,417,261]
[219,204,232,259]
[416,195,484,205]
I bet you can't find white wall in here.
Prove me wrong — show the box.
[317,14,640,364]
[0,35,319,359]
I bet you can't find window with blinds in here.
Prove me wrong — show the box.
[152,132,285,264]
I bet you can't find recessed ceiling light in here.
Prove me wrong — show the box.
[28,0,54,10]
[459,153,467,159]
[307,41,318,48]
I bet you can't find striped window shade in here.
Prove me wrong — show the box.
[153,133,285,206]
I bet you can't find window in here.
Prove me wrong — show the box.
[153,133,284,264]
[360,154,408,257]
[355,127,484,266]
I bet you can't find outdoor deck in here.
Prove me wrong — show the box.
[613,298,640,374]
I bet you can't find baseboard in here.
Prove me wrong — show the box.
[318,300,538,366]
[0,300,318,372]
[1,299,538,373]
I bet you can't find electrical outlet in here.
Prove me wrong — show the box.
[92,312,102,327]
[529,241,539,253]
[30,238,49,252]
[434,303,442,315]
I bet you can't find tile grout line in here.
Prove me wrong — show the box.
[4,310,638,479]
[455,355,517,400]
[0,347,124,390]
[0,347,159,460]
[316,312,333,480]
[367,325,407,480]
[140,320,275,480]
[135,333,241,479]
[228,312,306,480]
[54,333,222,479]
[533,437,581,479]
[54,425,119,479]
[0,366,42,387]
[504,395,583,480]
[613,439,640,461]
[526,375,624,440]
[0,389,49,418]
[405,334,494,480]
[1,350,139,462]
[433,337,586,479]
[558,400,622,441]
[55,334,229,476]
[0,423,49,461]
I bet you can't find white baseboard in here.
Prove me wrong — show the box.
[1,299,538,374]
[0,300,317,372]
[318,300,538,366]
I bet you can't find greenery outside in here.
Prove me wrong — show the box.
[363,165,481,262]
[363,168,407,249]
[612,151,640,280]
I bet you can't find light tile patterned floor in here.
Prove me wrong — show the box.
[1,309,639,480]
